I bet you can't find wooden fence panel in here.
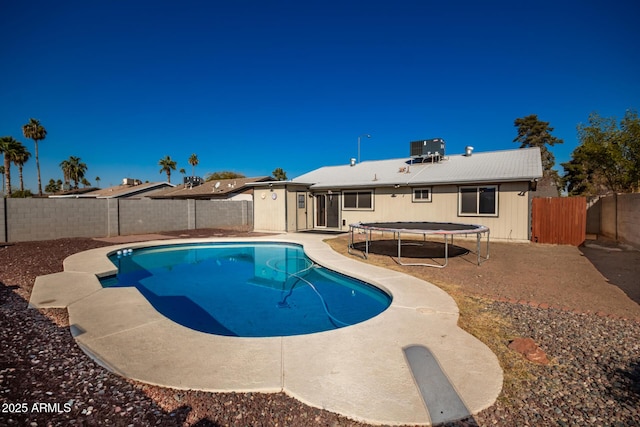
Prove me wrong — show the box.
[531,197,587,246]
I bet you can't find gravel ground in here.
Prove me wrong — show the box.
[1,231,639,426]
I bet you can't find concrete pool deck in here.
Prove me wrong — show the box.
[29,233,502,425]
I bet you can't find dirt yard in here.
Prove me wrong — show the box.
[328,233,640,320]
[1,229,639,426]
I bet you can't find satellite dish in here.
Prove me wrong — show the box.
[214,181,221,189]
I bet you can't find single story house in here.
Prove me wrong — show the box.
[50,178,174,199]
[252,146,543,241]
[150,176,274,200]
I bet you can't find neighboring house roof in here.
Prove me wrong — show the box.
[291,147,543,189]
[48,187,100,197]
[151,176,274,199]
[60,181,175,198]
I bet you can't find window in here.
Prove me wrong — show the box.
[297,194,305,209]
[412,187,432,202]
[459,186,498,216]
[343,191,373,210]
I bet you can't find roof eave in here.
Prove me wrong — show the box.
[308,176,541,190]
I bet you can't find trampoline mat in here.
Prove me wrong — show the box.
[350,239,470,259]
[361,222,482,232]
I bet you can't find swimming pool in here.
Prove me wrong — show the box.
[101,242,391,337]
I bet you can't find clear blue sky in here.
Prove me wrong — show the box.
[1,0,638,190]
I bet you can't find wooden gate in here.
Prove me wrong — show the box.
[531,197,586,246]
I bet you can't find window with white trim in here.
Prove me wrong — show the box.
[459,186,498,216]
[343,191,373,210]
[412,187,432,202]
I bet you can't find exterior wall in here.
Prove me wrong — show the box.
[119,199,189,235]
[338,182,532,241]
[596,193,640,249]
[586,197,601,235]
[6,198,108,242]
[1,198,253,242]
[600,195,617,239]
[0,199,6,243]
[618,193,640,248]
[195,200,252,230]
[253,187,288,232]
[286,190,298,232]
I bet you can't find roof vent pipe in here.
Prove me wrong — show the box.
[350,157,356,167]
[465,146,474,156]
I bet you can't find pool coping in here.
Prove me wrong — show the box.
[29,233,503,426]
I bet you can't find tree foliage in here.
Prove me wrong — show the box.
[513,114,564,171]
[60,156,88,189]
[513,114,563,192]
[22,118,47,196]
[562,110,640,195]
[271,167,287,181]
[13,143,31,192]
[188,153,199,176]
[45,178,62,193]
[0,136,22,196]
[205,171,246,181]
[158,155,177,183]
[10,189,33,198]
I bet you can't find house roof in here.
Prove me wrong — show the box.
[48,186,100,197]
[291,147,543,189]
[70,181,174,198]
[150,176,273,199]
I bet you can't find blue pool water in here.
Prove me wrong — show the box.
[100,242,391,337]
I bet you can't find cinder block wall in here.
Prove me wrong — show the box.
[600,196,617,239]
[0,199,6,243]
[617,193,640,248]
[1,198,254,242]
[119,199,190,235]
[598,193,640,249]
[586,197,601,235]
[6,198,108,242]
[195,200,252,230]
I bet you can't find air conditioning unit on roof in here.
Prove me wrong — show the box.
[410,138,445,158]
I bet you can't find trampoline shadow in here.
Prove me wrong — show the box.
[350,240,469,259]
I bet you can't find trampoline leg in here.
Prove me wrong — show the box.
[445,234,449,266]
[347,225,368,260]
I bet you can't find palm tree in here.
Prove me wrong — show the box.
[45,178,63,193]
[81,177,91,188]
[60,156,88,189]
[95,176,101,188]
[188,153,199,177]
[0,165,4,194]
[13,143,31,192]
[69,156,87,189]
[22,118,47,196]
[0,136,22,196]
[158,155,177,183]
[179,168,186,182]
[59,159,72,188]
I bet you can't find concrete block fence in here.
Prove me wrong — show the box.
[0,198,253,243]
[587,193,640,249]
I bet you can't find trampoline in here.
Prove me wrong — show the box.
[348,221,490,268]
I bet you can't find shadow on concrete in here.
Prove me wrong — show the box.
[580,240,640,305]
